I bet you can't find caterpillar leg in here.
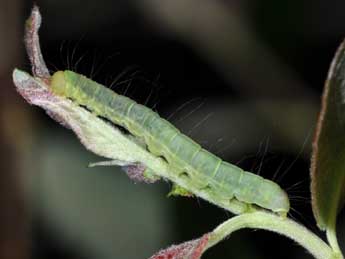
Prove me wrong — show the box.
[228,197,254,214]
[168,184,193,197]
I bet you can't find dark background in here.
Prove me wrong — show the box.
[1,0,345,258]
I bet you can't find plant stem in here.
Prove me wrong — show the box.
[205,211,337,259]
[326,218,343,258]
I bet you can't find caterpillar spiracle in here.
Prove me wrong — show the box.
[51,70,290,216]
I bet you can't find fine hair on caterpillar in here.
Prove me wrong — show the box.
[60,43,161,109]
[234,139,308,218]
[267,151,310,222]
[49,70,290,216]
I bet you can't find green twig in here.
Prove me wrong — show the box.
[206,211,338,259]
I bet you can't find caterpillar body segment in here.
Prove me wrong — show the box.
[50,70,290,216]
[212,162,241,193]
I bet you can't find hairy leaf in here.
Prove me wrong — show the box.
[311,40,345,230]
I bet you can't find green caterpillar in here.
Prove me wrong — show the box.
[51,70,290,216]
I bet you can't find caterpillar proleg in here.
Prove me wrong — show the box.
[51,70,290,216]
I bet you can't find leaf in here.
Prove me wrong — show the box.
[311,39,345,230]
[149,234,210,259]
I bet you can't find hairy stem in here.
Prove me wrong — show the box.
[206,211,338,259]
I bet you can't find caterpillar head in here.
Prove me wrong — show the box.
[271,188,290,217]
